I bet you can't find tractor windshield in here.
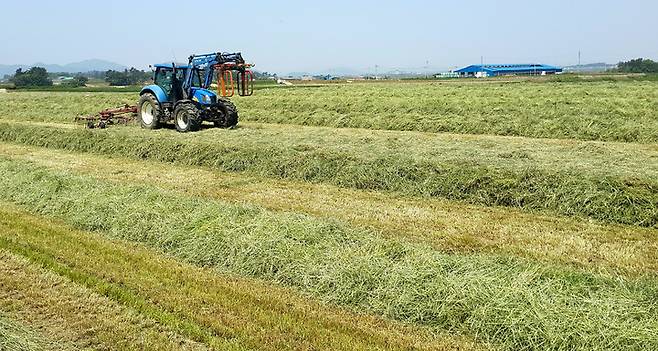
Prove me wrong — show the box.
[191,69,204,87]
[154,68,174,97]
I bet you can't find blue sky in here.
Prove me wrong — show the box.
[1,0,656,73]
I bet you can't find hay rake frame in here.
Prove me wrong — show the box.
[75,104,138,129]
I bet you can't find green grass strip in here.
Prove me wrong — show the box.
[0,237,232,349]
[0,122,656,228]
[0,157,657,350]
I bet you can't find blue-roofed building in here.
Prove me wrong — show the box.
[454,64,562,77]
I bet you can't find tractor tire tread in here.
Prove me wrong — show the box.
[174,103,201,133]
[215,98,239,128]
[138,93,162,129]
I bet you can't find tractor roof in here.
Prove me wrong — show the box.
[153,63,192,69]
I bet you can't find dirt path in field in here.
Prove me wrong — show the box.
[2,142,656,276]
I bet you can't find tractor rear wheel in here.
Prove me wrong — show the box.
[174,103,201,133]
[214,98,239,128]
[138,93,162,129]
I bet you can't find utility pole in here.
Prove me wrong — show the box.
[578,51,581,67]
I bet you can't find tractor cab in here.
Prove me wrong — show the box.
[153,64,199,102]
[152,63,219,105]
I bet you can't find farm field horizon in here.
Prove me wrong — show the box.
[1,78,657,350]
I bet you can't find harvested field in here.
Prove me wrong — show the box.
[0,79,657,350]
[3,79,657,141]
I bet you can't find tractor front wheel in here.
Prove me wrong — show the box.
[174,103,201,133]
[138,93,162,129]
[214,98,239,128]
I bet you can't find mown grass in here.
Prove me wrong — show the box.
[0,204,462,351]
[0,91,136,123]
[233,80,658,142]
[1,157,657,350]
[4,142,657,276]
[0,315,63,351]
[0,250,208,351]
[2,80,657,142]
[0,122,656,227]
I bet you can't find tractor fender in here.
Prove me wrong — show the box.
[140,85,169,104]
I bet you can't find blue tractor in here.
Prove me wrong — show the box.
[138,52,253,132]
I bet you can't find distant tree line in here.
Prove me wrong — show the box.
[253,71,277,80]
[6,66,151,87]
[616,58,658,73]
[10,67,52,87]
[104,68,150,86]
[63,75,89,87]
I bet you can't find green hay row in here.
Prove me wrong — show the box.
[235,81,658,142]
[0,157,657,350]
[0,122,656,228]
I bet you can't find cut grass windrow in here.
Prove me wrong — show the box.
[0,121,656,228]
[235,81,658,142]
[0,205,461,351]
[3,142,657,276]
[0,157,657,350]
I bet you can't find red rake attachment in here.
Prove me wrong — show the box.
[215,63,254,97]
[219,69,235,97]
[75,104,138,129]
[237,70,254,97]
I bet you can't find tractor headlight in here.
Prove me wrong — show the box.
[202,94,211,103]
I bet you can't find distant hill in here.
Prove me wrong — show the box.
[0,59,127,76]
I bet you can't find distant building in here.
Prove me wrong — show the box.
[435,72,459,79]
[454,64,562,78]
